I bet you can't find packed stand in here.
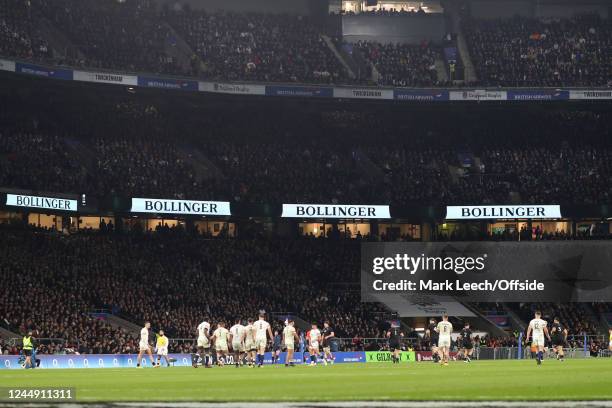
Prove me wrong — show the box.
[352,41,440,87]
[39,0,181,74]
[0,228,387,354]
[463,13,612,87]
[0,0,52,61]
[0,129,89,195]
[168,9,349,83]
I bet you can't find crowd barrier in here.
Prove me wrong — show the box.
[2,57,611,102]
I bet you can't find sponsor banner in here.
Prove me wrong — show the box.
[365,351,415,363]
[506,89,569,101]
[137,76,198,91]
[361,241,612,302]
[0,354,192,370]
[73,70,137,86]
[131,198,231,216]
[15,62,73,80]
[569,90,612,100]
[394,89,449,101]
[449,90,507,101]
[0,58,15,72]
[416,351,458,362]
[334,87,393,99]
[282,203,390,219]
[6,194,77,212]
[200,82,266,95]
[0,352,365,369]
[265,85,333,98]
[446,205,561,219]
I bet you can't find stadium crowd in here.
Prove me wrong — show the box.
[352,41,440,87]
[1,91,612,207]
[1,1,611,87]
[464,13,612,87]
[0,228,386,354]
[167,9,348,83]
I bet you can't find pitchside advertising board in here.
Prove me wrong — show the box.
[445,205,562,219]
[130,198,231,216]
[5,193,78,212]
[365,351,416,363]
[0,352,365,369]
[361,241,612,302]
[281,204,390,219]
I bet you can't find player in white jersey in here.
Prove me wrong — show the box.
[609,328,612,351]
[435,314,453,366]
[253,313,273,367]
[229,318,246,368]
[282,320,299,367]
[154,329,170,367]
[137,322,154,368]
[308,323,321,366]
[244,318,256,367]
[525,310,551,365]
[193,318,211,368]
[212,321,230,366]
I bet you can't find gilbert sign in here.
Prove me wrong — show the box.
[446,205,561,220]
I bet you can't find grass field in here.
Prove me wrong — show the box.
[2,360,612,402]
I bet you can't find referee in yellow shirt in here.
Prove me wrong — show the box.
[155,330,170,367]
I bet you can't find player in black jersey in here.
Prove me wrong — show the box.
[425,318,440,363]
[321,321,336,365]
[386,326,404,364]
[458,322,474,363]
[550,317,567,361]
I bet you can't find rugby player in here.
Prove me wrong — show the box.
[282,319,299,367]
[244,318,256,367]
[229,318,246,368]
[609,327,612,352]
[550,317,567,362]
[137,322,154,368]
[386,325,403,364]
[254,313,273,367]
[435,314,453,366]
[212,321,230,366]
[155,329,170,367]
[425,318,440,363]
[525,310,551,365]
[194,318,211,368]
[458,322,474,363]
[308,323,321,366]
[321,321,336,365]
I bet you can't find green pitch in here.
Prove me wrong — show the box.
[2,360,612,402]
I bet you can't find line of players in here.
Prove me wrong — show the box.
[136,311,612,368]
[405,311,577,366]
[135,313,337,368]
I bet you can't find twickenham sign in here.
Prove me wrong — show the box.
[445,205,562,220]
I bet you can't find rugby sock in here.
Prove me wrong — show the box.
[537,351,543,361]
